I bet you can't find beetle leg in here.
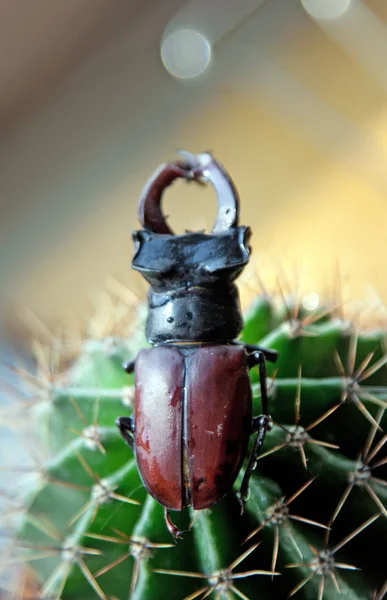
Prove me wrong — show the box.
[237,415,271,514]
[247,350,271,415]
[164,508,184,542]
[116,416,135,451]
[244,343,278,364]
[123,359,135,373]
[237,351,273,514]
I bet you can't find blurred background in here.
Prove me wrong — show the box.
[1,0,387,329]
[1,1,387,595]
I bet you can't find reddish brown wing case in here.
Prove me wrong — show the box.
[186,345,252,509]
[134,346,184,509]
[134,345,251,510]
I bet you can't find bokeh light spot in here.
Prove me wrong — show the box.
[161,29,211,80]
[301,0,351,20]
[302,292,319,311]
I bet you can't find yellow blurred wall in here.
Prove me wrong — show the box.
[5,0,387,327]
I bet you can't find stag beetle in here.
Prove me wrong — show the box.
[116,151,278,539]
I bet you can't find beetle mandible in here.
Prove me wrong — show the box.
[116,151,278,539]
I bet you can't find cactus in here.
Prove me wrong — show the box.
[3,283,387,600]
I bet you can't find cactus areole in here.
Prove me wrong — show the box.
[116,151,278,539]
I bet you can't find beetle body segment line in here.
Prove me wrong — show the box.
[181,351,192,509]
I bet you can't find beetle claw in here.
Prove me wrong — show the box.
[164,508,184,542]
[236,491,248,516]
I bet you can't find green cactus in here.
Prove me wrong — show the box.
[4,285,387,600]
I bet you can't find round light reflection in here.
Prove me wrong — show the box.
[300,0,351,20]
[302,292,319,311]
[161,29,211,80]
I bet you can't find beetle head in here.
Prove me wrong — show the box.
[132,152,251,290]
